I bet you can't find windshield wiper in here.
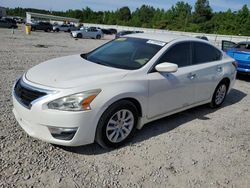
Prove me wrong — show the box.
[92,59,112,68]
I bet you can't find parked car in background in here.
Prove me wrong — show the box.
[109,28,117,34]
[196,35,209,41]
[12,17,25,24]
[222,40,250,74]
[0,18,17,29]
[100,28,118,35]
[53,24,78,32]
[101,28,112,35]
[115,30,144,38]
[71,27,103,39]
[31,22,53,32]
[12,33,236,148]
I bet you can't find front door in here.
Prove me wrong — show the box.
[147,42,196,119]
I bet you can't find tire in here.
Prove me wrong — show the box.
[210,80,229,108]
[96,34,101,39]
[67,29,71,32]
[77,33,82,38]
[95,100,138,148]
[56,28,59,32]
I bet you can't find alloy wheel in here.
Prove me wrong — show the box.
[106,109,134,143]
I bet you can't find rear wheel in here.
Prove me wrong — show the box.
[210,80,229,108]
[95,100,138,148]
[96,34,101,39]
[56,28,59,32]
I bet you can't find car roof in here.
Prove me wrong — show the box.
[126,33,197,43]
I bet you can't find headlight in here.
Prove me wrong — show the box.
[48,89,101,111]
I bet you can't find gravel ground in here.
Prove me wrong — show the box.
[0,28,249,188]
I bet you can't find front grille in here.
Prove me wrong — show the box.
[14,79,47,109]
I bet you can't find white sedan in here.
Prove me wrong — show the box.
[71,27,103,39]
[12,33,236,148]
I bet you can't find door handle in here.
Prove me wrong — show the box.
[188,73,196,80]
[217,66,223,72]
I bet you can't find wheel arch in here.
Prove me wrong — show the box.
[220,77,230,90]
[114,97,142,117]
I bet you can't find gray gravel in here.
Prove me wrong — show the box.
[0,28,250,188]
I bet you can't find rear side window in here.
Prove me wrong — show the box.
[158,42,191,67]
[193,42,222,64]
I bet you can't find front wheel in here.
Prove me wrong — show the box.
[95,100,138,148]
[77,33,82,38]
[210,81,228,108]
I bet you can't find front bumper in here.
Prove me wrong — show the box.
[12,95,99,146]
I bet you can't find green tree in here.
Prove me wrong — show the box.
[117,7,131,22]
[193,0,213,23]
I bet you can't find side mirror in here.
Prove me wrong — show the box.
[155,62,178,73]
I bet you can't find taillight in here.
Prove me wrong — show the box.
[232,61,238,69]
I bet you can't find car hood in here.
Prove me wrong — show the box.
[25,54,129,89]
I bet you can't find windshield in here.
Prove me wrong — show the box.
[82,37,165,70]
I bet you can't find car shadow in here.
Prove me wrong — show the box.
[59,88,247,155]
[237,74,250,82]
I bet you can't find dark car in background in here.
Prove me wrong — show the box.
[31,22,53,32]
[109,28,117,34]
[222,40,250,74]
[13,17,25,24]
[0,17,17,29]
[115,30,144,38]
[101,28,112,35]
[196,35,209,41]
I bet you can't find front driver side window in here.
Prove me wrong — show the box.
[158,42,191,67]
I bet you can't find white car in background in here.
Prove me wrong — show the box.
[12,33,236,148]
[53,24,78,32]
[71,27,103,39]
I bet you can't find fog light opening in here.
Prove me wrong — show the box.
[48,127,78,141]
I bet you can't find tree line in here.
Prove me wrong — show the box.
[6,0,250,36]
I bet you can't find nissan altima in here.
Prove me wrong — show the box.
[12,33,237,148]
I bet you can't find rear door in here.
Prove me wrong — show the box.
[190,42,224,103]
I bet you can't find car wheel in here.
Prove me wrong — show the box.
[47,28,51,32]
[96,34,101,39]
[56,28,59,32]
[95,100,138,148]
[77,33,82,38]
[210,80,229,108]
[67,29,71,32]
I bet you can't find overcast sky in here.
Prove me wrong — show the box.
[1,0,249,12]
